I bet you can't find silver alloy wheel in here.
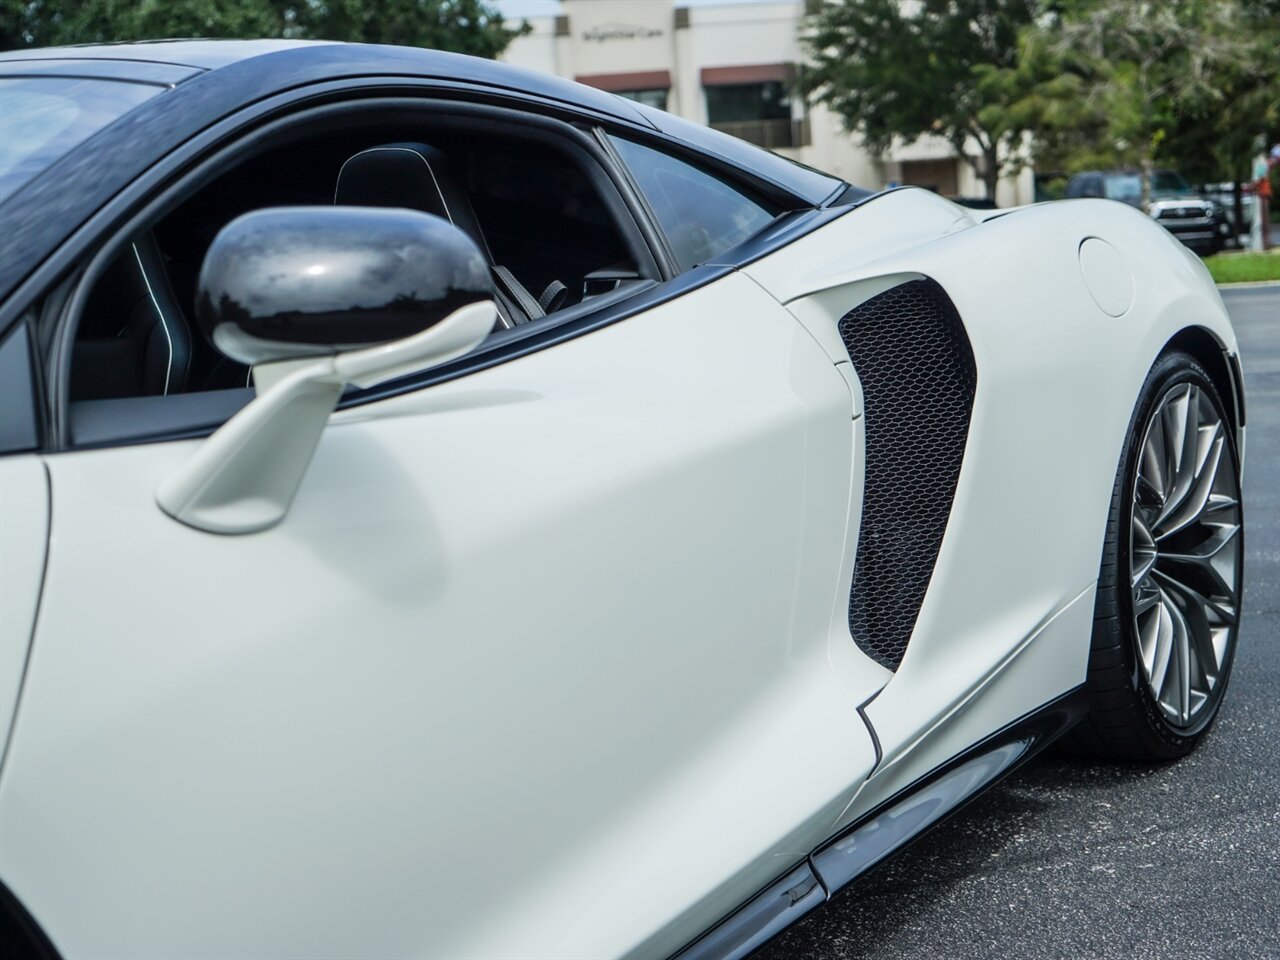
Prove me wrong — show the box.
[1130,382,1242,729]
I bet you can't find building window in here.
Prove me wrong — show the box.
[575,71,671,113]
[701,66,810,150]
[899,159,959,197]
[614,89,668,111]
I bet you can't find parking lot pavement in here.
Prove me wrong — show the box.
[759,285,1280,960]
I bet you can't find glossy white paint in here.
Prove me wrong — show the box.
[0,185,1240,959]
[0,273,882,959]
[839,585,1096,828]
[0,456,47,771]
[1078,236,1135,318]
[746,188,1237,833]
[156,300,495,534]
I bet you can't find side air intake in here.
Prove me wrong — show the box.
[839,278,977,670]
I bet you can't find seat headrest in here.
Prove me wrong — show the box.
[335,142,492,261]
[334,143,453,220]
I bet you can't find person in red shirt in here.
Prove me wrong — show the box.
[1253,143,1276,251]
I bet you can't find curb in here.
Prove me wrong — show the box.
[1216,280,1280,290]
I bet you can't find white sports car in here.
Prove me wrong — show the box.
[0,41,1246,960]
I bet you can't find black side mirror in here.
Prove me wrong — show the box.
[196,206,492,365]
[161,207,497,535]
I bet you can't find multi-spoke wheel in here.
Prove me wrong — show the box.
[1068,352,1244,759]
[1131,382,1241,730]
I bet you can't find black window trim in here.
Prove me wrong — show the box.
[0,318,42,455]
[601,129,801,274]
[47,93,671,450]
[5,75,853,453]
[593,127,681,275]
[0,72,826,340]
[597,120,816,217]
[64,265,734,452]
[0,72,668,329]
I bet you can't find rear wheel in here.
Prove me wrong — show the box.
[1068,351,1244,759]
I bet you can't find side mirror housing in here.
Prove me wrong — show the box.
[196,206,493,365]
[157,206,496,535]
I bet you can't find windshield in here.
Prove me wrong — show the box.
[1102,174,1142,204]
[1102,170,1194,204]
[0,77,162,204]
[1152,171,1193,196]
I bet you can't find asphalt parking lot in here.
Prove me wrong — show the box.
[760,285,1280,960]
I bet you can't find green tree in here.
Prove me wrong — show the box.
[1158,1,1280,188]
[297,0,526,56]
[1045,1,1262,205]
[0,0,527,57]
[1016,0,1278,202]
[801,0,1045,202]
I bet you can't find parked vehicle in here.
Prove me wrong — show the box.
[0,40,1247,960]
[1201,181,1258,240]
[1065,169,1235,254]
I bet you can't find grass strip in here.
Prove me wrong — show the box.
[1204,251,1280,284]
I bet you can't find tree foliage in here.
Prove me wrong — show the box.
[0,0,528,58]
[1021,0,1278,202]
[801,0,1045,200]
[801,0,1279,202]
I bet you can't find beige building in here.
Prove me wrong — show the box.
[499,0,1034,205]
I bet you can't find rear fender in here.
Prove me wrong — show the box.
[745,194,1237,832]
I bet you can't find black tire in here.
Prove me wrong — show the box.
[1065,350,1244,760]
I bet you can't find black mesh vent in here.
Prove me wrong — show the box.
[839,279,977,670]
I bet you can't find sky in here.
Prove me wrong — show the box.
[491,0,787,19]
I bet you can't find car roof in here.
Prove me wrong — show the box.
[0,40,843,204]
[0,40,845,313]
[0,39,653,124]
[0,38,327,70]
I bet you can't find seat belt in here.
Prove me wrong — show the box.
[492,266,544,324]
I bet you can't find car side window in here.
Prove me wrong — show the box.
[67,121,649,404]
[609,136,776,272]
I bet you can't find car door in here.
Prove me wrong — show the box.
[0,105,879,959]
[0,323,49,776]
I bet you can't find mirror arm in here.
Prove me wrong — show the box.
[156,300,496,535]
[334,299,499,388]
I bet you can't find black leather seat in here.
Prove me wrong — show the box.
[334,143,564,327]
[71,232,193,400]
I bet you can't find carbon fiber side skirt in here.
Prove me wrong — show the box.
[670,688,1087,960]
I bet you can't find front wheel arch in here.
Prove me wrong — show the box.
[1163,325,1245,441]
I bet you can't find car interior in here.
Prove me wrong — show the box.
[69,121,651,402]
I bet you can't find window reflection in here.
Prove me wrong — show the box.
[0,77,162,203]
